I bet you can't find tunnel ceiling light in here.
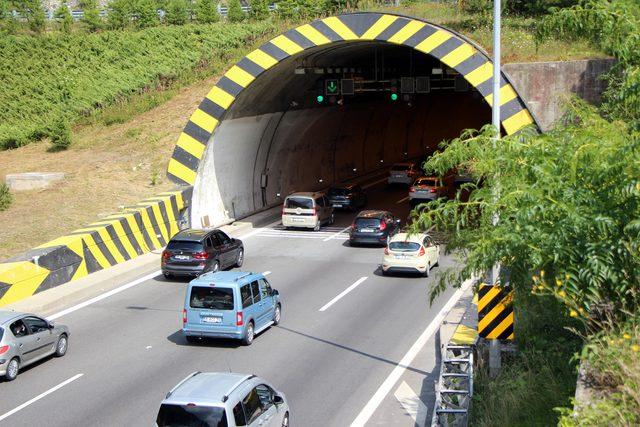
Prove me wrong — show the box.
[294,67,306,75]
[432,68,443,75]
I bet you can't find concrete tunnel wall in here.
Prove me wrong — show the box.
[191,92,490,227]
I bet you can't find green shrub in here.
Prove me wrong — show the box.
[250,0,269,21]
[194,0,220,23]
[54,2,74,33]
[107,0,132,30]
[81,0,103,32]
[165,0,189,25]
[49,118,72,151]
[227,0,244,22]
[134,0,160,28]
[0,183,11,212]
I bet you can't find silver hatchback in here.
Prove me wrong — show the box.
[157,372,290,427]
[0,310,70,381]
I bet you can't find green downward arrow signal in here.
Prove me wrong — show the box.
[327,81,337,93]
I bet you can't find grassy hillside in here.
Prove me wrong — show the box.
[0,21,279,149]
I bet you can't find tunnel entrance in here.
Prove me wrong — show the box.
[167,13,537,228]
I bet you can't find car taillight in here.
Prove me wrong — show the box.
[384,247,389,255]
[419,246,426,256]
[162,250,171,260]
[282,205,286,215]
[409,187,415,192]
[182,309,187,325]
[193,251,209,260]
[312,207,317,216]
[430,188,437,193]
[236,311,244,326]
[379,220,387,231]
[0,345,9,355]
[351,221,356,230]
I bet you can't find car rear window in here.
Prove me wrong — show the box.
[416,178,438,186]
[389,241,422,252]
[167,240,204,252]
[328,187,348,196]
[285,197,314,209]
[355,217,381,228]
[156,403,227,427]
[190,286,235,311]
[391,164,410,171]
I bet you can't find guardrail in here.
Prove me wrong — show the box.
[19,4,278,21]
[431,342,474,426]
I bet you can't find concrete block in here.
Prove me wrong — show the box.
[5,172,65,191]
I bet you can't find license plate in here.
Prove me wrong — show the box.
[292,217,304,222]
[202,316,222,324]
[361,228,374,233]
[395,254,407,258]
[333,204,342,208]
[175,255,189,260]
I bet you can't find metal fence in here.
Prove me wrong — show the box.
[431,341,474,426]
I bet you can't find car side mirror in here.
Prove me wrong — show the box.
[47,321,55,329]
[271,289,279,296]
[273,395,284,405]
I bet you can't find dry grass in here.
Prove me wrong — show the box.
[0,75,217,260]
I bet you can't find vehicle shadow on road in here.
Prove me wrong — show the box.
[166,330,242,349]
[276,325,430,376]
[372,265,426,280]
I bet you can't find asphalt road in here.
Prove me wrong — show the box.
[0,178,461,427]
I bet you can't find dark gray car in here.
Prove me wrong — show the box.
[162,229,244,279]
[0,310,69,381]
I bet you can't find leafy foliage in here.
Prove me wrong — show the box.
[537,0,640,128]
[165,0,189,25]
[49,118,72,151]
[250,0,269,21]
[0,21,278,149]
[226,0,244,22]
[80,0,103,32]
[0,183,11,212]
[107,0,131,30]
[134,0,160,28]
[14,0,45,33]
[410,102,640,325]
[54,2,73,33]
[195,0,220,23]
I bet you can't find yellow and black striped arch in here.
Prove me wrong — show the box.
[168,12,537,186]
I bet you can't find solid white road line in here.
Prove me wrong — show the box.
[319,277,368,312]
[323,226,351,242]
[48,270,162,321]
[396,196,410,204]
[350,278,474,427]
[394,381,429,426]
[0,374,84,422]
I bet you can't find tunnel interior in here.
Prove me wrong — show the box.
[191,41,492,227]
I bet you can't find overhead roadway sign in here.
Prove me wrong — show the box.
[325,79,339,95]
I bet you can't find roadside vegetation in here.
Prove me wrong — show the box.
[0,0,606,259]
[411,1,640,424]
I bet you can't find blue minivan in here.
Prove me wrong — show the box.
[182,271,281,346]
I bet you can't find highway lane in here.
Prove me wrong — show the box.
[0,179,461,426]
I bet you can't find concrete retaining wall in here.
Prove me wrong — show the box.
[504,58,616,131]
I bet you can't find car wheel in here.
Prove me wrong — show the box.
[329,213,335,225]
[313,222,320,232]
[273,304,281,325]
[434,256,440,267]
[423,263,430,278]
[242,322,255,346]
[163,272,173,280]
[235,249,244,268]
[55,334,68,357]
[282,412,289,427]
[5,358,19,381]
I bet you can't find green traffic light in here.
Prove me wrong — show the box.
[317,95,324,103]
[391,93,398,101]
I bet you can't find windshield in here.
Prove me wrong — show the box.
[391,164,410,171]
[389,241,421,252]
[328,187,349,196]
[285,197,313,209]
[190,287,235,311]
[416,179,438,187]
[167,241,204,252]
[156,404,227,427]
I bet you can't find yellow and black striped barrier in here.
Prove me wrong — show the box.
[478,284,514,340]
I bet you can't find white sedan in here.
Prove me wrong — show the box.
[382,232,440,277]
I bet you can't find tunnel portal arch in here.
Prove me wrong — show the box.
[167,12,538,227]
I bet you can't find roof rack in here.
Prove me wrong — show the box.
[222,374,256,402]
[234,272,253,282]
[166,371,201,398]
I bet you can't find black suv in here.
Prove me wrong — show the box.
[349,210,401,246]
[327,184,367,211]
[161,229,244,279]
